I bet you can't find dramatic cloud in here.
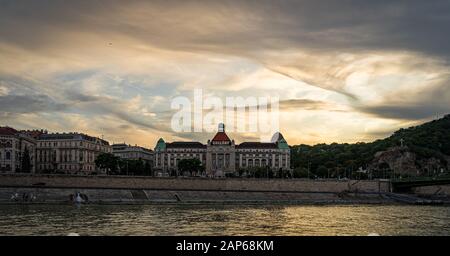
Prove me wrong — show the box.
[0,94,67,113]
[0,0,449,146]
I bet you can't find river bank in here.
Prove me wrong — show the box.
[0,186,396,205]
[0,174,448,205]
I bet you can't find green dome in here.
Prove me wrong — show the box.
[155,138,166,151]
[277,138,290,149]
[271,132,289,149]
[271,132,285,143]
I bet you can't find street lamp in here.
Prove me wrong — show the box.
[307,160,310,179]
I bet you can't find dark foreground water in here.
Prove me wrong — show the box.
[0,204,449,236]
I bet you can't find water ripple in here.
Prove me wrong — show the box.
[0,204,448,236]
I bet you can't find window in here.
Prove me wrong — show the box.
[5,151,11,160]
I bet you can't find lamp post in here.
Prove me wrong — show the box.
[307,150,311,179]
[307,161,310,179]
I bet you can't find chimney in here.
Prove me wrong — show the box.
[218,123,225,132]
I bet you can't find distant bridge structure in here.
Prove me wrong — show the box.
[391,176,450,192]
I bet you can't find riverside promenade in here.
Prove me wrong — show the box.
[0,174,398,204]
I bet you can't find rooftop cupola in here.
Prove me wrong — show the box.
[211,123,231,145]
[218,123,225,132]
[155,138,166,151]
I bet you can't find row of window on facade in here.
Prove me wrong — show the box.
[164,148,289,153]
[38,164,95,171]
[0,140,15,148]
[0,151,11,160]
[157,157,288,167]
[0,151,34,161]
[116,152,151,158]
[38,151,96,163]
[157,153,288,158]
[38,141,109,150]
[155,152,289,158]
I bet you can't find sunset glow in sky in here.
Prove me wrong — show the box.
[1,1,449,147]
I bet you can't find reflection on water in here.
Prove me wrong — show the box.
[0,204,449,236]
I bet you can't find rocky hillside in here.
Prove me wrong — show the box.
[291,114,450,178]
[367,146,448,176]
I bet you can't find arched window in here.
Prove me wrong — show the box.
[6,151,11,160]
[262,159,267,166]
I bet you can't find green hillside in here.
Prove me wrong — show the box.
[290,114,450,179]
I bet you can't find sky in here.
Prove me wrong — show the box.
[1,0,449,148]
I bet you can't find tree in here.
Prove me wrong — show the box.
[293,167,308,178]
[117,158,127,175]
[289,115,450,179]
[144,161,152,176]
[178,158,203,176]
[249,167,268,178]
[267,167,274,178]
[21,147,31,173]
[237,168,244,177]
[130,159,145,176]
[316,166,328,178]
[95,153,119,174]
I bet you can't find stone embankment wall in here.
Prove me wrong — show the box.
[0,174,391,204]
[0,174,389,193]
[413,185,450,196]
[0,187,388,204]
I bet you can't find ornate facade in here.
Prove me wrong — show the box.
[0,127,37,173]
[154,140,206,176]
[36,132,112,174]
[154,124,290,177]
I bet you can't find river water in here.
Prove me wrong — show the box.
[0,204,448,236]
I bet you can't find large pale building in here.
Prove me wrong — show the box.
[0,127,37,173]
[36,132,112,174]
[112,143,154,164]
[154,140,207,176]
[154,124,290,177]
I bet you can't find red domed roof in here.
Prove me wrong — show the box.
[0,127,18,136]
[211,132,231,142]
